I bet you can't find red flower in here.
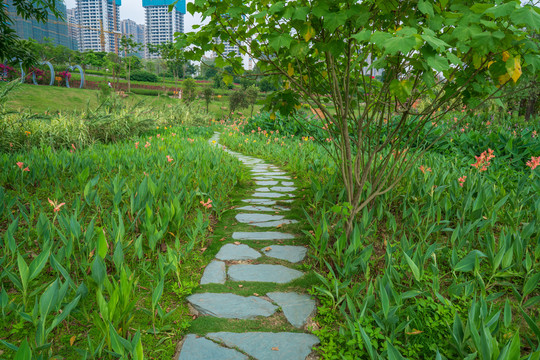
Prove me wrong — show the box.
[526,156,540,170]
[471,149,495,172]
[458,176,467,187]
[419,165,432,174]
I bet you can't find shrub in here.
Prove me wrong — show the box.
[130,70,158,83]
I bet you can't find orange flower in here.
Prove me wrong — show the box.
[526,156,540,170]
[48,198,65,212]
[471,149,495,172]
[458,176,467,187]
[419,165,432,174]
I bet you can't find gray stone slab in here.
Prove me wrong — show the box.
[252,171,287,176]
[249,219,299,228]
[263,245,307,263]
[236,205,290,212]
[236,213,284,224]
[232,232,295,241]
[267,292,316,328]
[206,332,320,360]
[270,186,297,192]
[252,192,294,198]
[256,180,279,186]
[178,334,247,360]
[243,198,277,205]
[253,176,291,180]
[200,260,226,285]
[216,244,261,261]
[255,187,272,192]
[281,181,295,186]
[228,264,303,283]
[187,293,277,319]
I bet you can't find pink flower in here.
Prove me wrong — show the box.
[458,176,467,187]
[16,162,24,169]
[135,142,139,149]
[48,198,65,212]
[71,144,76,151]
[23,167,29,172]
[200,198,212,209]
[157,134,160,138]
[166,155,173,162]
[145,142,151,148]
[526,156,540,170]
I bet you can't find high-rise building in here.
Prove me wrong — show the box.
[4,0,74,49]
[76,0,121,53]
[143,0,185,58]
[66,8,79,50]
[121,19,145,57]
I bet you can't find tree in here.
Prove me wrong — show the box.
[0,0,62,66]
[119,35,140,93]
[245,85,259,116]
[105,52,122,89]
[202,87,214,113]
[182,78,198,104]
[180,0,540,237]
[229,90,249,114]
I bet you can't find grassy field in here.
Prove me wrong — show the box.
[2,83,265,117]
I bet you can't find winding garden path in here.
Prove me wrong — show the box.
[176,133,319,360]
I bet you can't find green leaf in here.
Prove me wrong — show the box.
[17,253,29,290]
[352,29,371,42]
[47,295,81,333]
[389,79,412,103]
[427,55,450,72]
[113,242,124,270]
[383,36,416,55]
[29,249,50,282]
[268,33,293,51]
[418,0,434,17]
[292,7,309,21]
[485,2,518,18]
[91,257,106,287]
[454,250,486,272]
[523,272,540,299]
[14,339,32,360]
[504,300,512,328]
[97,227,108,259]
[379,281,390,319]
[152,278,164,309]
[39,279,59,318]
[403,252,421,281]
[324,12,348,33]
[510,7,540,30]
[422,34,450,51]
[386,341,406,359]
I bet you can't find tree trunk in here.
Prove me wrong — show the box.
[128,59,131,93]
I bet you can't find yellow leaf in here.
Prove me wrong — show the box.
[284,81,290,89]
[271,347,279,351]
[511,57,521,83]
[302,75,308,83]
[487,61,495,68]
[294,104,301,110]
[498,73,511,86]
[304,25,314,42]
[270,113,276,120]
[70,335,76,346]
[502,51,510,62]
[287,63,294,77]
[322,71,328,78]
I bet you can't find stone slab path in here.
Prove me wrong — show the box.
[176,133,319,360]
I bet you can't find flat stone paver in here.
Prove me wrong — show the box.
[188,293,277,319]
[216,244,261,261]
[253,176,291,180]
[281,181,295,186]
[263,245,307,263]
[236,213,284,224]
[270,186,297,192]
[206,332,320,360]
[249,219,299,227]
[232,232,295,241]
[267,292,316,328]
[228,264,303,283]
[255,187,272,192]
[236,205,290,212]
[243,199,277,205]
[200,260,226,284]
[178,335,247,360]
[252,192,294,198]
[256,180,279,186]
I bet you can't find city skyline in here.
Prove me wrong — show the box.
[64,0,204,32]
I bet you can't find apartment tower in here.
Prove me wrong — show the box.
[143,0,185,58]
[76,0,121,53]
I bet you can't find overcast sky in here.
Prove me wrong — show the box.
[63,0,204,32]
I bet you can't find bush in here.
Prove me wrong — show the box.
[130,88,173,97]
[130,70,158,83]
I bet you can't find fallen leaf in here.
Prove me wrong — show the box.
[70,335,76,346]
[224,226,228,229]
[406,329,423,335]
[271,347,279,351]
[276,224,283,229]
[253,293,259,296]
[192,315,197,320]
[220,237,225,241]
[160,243,167,252]
[200,247,207,252]
[234,241,241,245]
[238,284,243,288]
[265,247,272,251]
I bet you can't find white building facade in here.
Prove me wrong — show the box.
[143,0,185,58]
[76,0,121,53]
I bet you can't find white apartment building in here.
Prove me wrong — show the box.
[76,0,121,53]
[143,0,185,58]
